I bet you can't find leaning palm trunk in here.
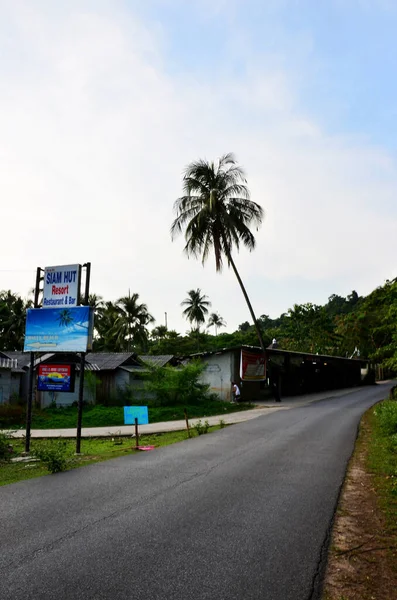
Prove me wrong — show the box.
[172,153,266,354]
[227,253,266,354]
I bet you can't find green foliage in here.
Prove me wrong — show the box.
[0,431,14,461]
[368,399,397,527]
[193,419,210,435]
[181,289,211,330]
[0,290,32,350]
[373,400,397,436]
[143,360,211,406]
[17,400,253,430]
[84,371,100,403]
[32,439,73,473]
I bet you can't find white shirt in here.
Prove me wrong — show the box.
[233,384,241,396]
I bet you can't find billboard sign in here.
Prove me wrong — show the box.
[43,264,80,308]
[124,406,149,425]
[24,306,93,352]
[37,364,75,392]
[240,349,266,381]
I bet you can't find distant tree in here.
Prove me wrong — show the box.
[111,292,154,352]
[181,289,211,331]
[171,153,266,352]
[207,312,226,336]
[238,321,251,332]
[0,290,32,350]
[151,325,168,341]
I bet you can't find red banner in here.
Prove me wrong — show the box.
[37,364,74,392]
[240,350,266,381]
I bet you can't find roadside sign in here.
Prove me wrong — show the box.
[43,264,80,308]
[124,406,149,425]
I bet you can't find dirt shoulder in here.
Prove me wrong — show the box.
[322,409,397,600]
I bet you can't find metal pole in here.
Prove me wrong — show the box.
[25,267,42,453]
[76,352,86,454]
[165,312,167,328]
[134,417,139,449]
[25,352,34,453]
[84,262,91,304]
[75,262,91,454]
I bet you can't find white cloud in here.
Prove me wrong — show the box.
[1,0,397,334]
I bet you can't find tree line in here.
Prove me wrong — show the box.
[1,280,397,371]
[1,152,396,371]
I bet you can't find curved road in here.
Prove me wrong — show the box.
[0,383,392,600]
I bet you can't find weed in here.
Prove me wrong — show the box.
[194,419,210,435]
[32,439,73,473]
[219,419,226,429]
[0,431,14,461]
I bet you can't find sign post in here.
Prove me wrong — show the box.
[23,262,92,455]
[76,262,91,455]
[25,267,42,454]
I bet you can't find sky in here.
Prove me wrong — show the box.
[1,0,397,334]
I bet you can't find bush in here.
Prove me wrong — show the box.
[32,439,72,473]
[374,400,397,436]
[194,419,210,435]
[143,360,211,407]
[0,431,14,461]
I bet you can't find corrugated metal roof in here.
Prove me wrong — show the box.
[3,351,31,370]
[0,358,18,369]
[139,355,175,368]
[86,353,138,370]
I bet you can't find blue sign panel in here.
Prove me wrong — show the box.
[124,406,149,425]
[24,307,93,352]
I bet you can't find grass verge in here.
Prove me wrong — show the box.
[322,395,397,600]
[0,401,253,430]
[0,423,225,487]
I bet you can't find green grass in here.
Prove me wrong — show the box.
[3,401,253,430]
[367,398,397,532]
[0,424,224,487]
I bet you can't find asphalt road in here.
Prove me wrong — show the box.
[0,383,393,600]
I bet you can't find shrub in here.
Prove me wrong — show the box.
[143,360,211,407]
[374,401,397,436]
[0,431,14,461]
[194,419,210,435]
[32,439,72,473]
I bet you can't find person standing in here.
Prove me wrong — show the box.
[231,381,241,403]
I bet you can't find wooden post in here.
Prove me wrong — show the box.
[134,417,139,449]
[184,408,190,438]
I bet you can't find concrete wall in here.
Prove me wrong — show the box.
[0,370,12,403]
[199,351,266,403]
[38,373,94,407]
[199,352,234,401]
[0,371,23,403]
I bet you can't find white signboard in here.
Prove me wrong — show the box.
[43,264,80,308]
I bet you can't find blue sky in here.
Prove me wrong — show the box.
[1,0,397,332]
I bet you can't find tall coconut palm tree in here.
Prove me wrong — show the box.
[112,292,154,352]
[181,289,211,331]
[207,312,226,336]
[0,291,32,350]
[151,325,168,341]
[171,153,266,352]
